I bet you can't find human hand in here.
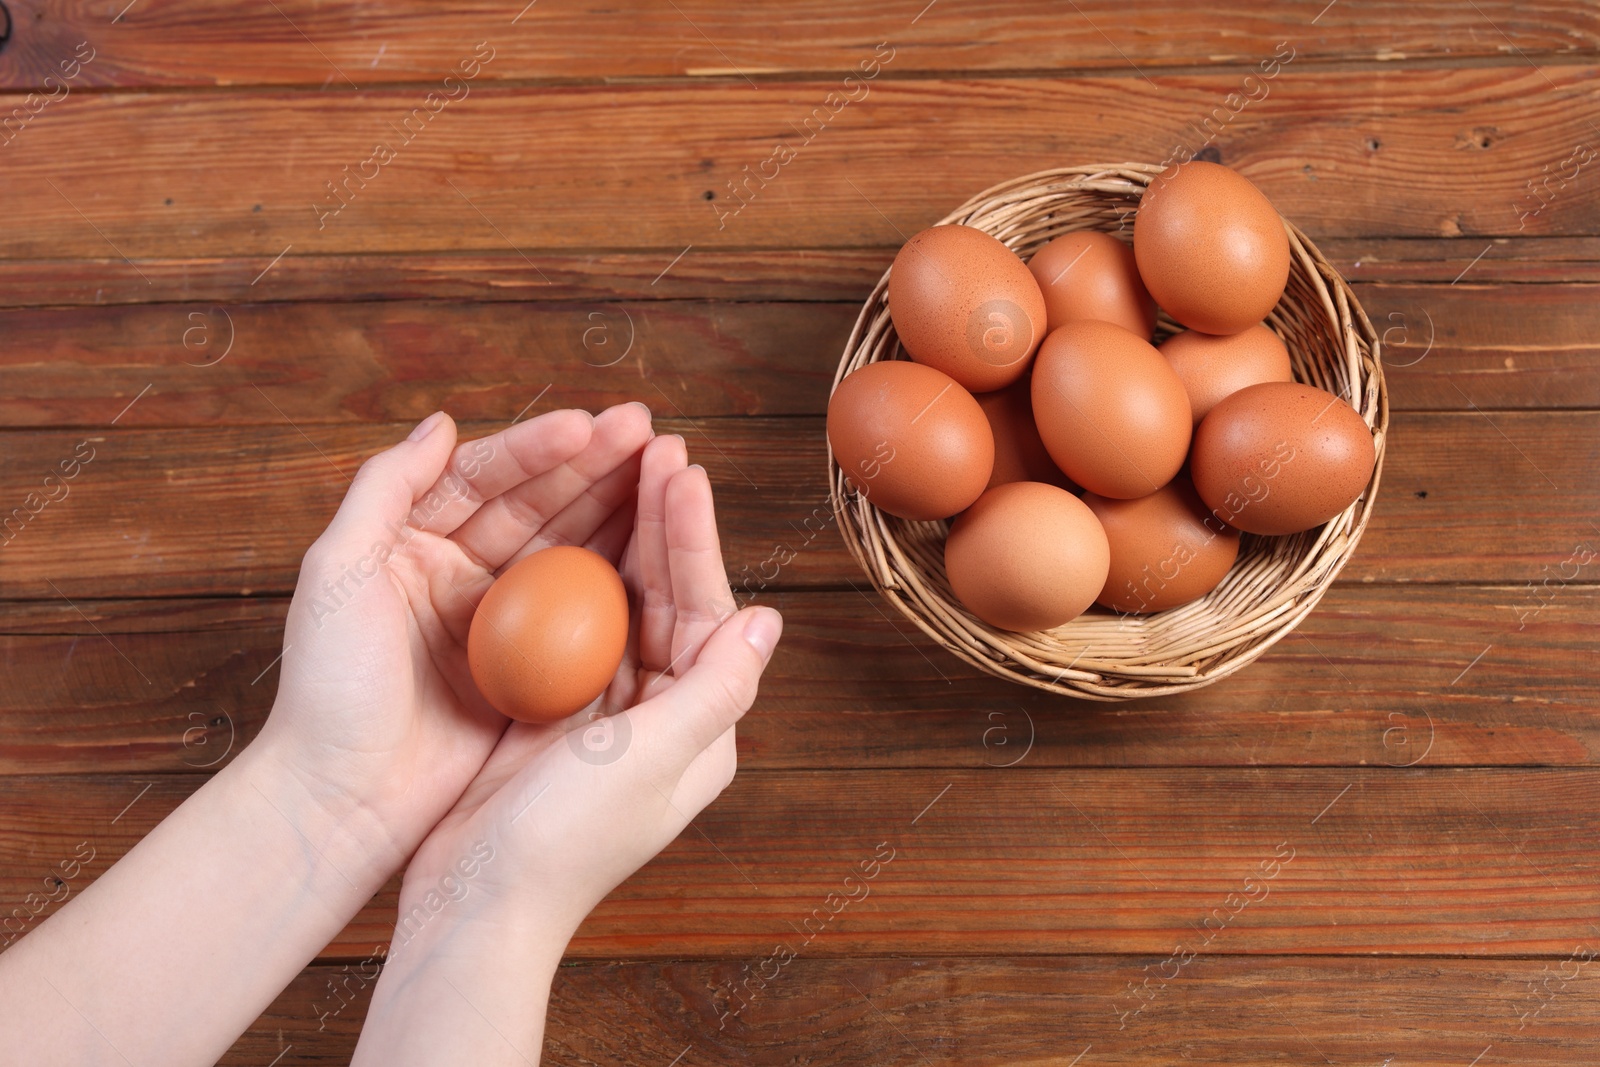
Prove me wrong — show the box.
[351,434,782,1065]
[253,402,656,876]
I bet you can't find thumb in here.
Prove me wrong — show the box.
[317,411,459,558]
[637,605,782,771]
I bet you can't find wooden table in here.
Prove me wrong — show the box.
[2,2,1596,1062]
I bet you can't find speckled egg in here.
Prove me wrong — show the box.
[1190,381,1376,535]
[1030,319,1192,499]
[468,546,629,723]
[888,225,1049,392]
[1133,162,1291,336]
[1161,324,1294,425]
[827,359,994,520]
[1027,230,1157,340]
[1083,478,1240,613]
[944,481,1110,631]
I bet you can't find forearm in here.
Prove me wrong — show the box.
[353,903,568,1066]
[0,735,400,1066]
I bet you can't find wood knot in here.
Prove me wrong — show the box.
[1455,126,1498,151]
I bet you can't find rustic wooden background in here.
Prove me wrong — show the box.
[2,1,1597,1062]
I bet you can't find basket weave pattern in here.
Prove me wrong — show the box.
[828,164,1389,700]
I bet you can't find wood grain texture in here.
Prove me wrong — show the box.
[0,585,1595,775]
[221,955,1600,1066]
[0,240,1590,309]
[0,1,1593,1054]
[1,1,1594,89]
[0,300,843,424]
[2,769,1597,959]
[0,414,1595,598]
[1374,283,1600,409]
[1,69,1596,262]
[0,282,1593,425]
[0,250,890,307]
[544,956,1599,1067]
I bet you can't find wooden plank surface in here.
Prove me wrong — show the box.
[1,0,1594,1058]
[0,282,1593,424]
[0,414,1595,598]
[0,300,843,424]
[1,69,1597,263]
[1,2,1594,89]
[0,239,1593,309]
[219,955,1600,1066]
[0,585,1595,775]
[3,769,1597,960]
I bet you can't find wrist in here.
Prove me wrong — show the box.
[233,728,411,893]
[356,903,568,1066]
[383,871,573,978]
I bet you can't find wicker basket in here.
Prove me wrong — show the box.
[828,163,1389,700]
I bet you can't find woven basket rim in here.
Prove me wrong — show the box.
[827,162,1390,701]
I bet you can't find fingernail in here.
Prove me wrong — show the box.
[742,608,783,660]
[628,400,653,420]
[408,411,447,442]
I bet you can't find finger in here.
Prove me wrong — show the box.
[632,435,689,675]
[450,401,652,572]
[635,605,781,772]
[408,408,595,538]
[665,464,738,675]
[584,493,637,566]
[314,411,459,559]
[418,542,500,647]
[500,443,645,570]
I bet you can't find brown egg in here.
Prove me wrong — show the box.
[1083,478,1240,613]
[1030,320,1192,499]
[1133,162,1291,335]
[945,481,1110,631]
[975,379,1074,491]
[1027,230,1157,340]
[888,224,1049,392]
[468,546,629,723]
[827,359,994,520]
[1161,324,1293,425]
[1190,381,1376,535]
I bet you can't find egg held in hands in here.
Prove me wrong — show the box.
[467,546,630,723]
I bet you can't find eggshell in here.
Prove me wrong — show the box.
[975,379,1075,491]
[468,545,629,723]
[827,359,994,520]
[945,481,1110,631]
[1030,319,1192,499]
[1133,161,1291,335]
[1083,478,1240,613]
[1161,324,1293,425]
[1190,381,1376,535]
[1027,230,1157,339]
[888,224,1049,392]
